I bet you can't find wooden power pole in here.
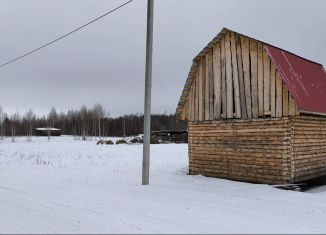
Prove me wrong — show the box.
[142,0,154,185]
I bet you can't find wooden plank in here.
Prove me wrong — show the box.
[235,34,248,119]
[283,83,289,116]
[240,36,252,119]
[263,49,271,114]
[188,88,192,121]
[184,100,188,121]
[250,39,258,119]
[213,43,222,119]
[190,84,194,121]
[270,64,276,117]
[198,62,204,121]
[192,82,196,121]
[221,36,227,118]
[205,54,210,120]
[190,84,193,121]
[208,50,214,120]
[275,72,283,117]
[288,94,296,116]
[195,69,199,121]
[192,74,197,121]
[180,105,185,120]
[225,33,234,119]
[257,43,264,116]
[230,32,241,118]
[202,57,207,120]
[295,103,300,115]
[197,70,200,120]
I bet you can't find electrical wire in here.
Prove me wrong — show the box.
[0,0,134,69]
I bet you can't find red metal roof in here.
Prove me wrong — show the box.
[264,45,326,114]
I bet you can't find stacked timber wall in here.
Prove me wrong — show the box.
[292,116,326,182]
[188,117,326,184]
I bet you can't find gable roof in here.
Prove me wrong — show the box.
[175,28,326,118]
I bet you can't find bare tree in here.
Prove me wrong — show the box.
[72,110,79,140]
[80,105,88,141]
[10,112,20,142]
[47,107,58,141]
[24,109,35,141]
[0,104,185,140]
[0,107,6,140]
[93,104,105,140]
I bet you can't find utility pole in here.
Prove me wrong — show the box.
[142,0,154,185]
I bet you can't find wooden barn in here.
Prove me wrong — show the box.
[175,28,326,185]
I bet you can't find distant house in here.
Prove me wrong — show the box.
[35,128,61,136]
[176,27,326,185]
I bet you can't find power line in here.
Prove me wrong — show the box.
[0,0,134,69]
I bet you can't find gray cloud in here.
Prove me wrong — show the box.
[0,0,325,117]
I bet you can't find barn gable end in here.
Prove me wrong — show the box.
[176,28,326,121]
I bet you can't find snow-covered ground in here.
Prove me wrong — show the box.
[0,137,326,234]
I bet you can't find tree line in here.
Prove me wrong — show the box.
[0,104,186,142]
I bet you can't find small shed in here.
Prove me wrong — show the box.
[176,28,326,184]
[35,128,61,136]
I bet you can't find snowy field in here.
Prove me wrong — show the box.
[1,137,326,234]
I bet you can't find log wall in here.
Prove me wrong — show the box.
[292,116,326,182]
[188,117,326,184]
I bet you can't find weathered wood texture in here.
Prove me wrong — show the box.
[188,117,326,184]
[188,118,292,184]
[291,116,326,182]
[180,32,299,122]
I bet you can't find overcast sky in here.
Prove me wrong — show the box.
[0,0,325,117]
